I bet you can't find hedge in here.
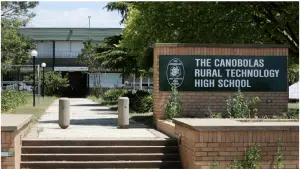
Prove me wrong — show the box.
[102,89,153,113]
[1,90,30,112]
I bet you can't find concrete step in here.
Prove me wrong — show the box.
[22,146,179,154]
[21,153,181,161]
[21,161,181,168]
[22,139,178,146]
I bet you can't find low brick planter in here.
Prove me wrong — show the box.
[173,118,299,169]
[157,120,177,138]
[1,114,33,169]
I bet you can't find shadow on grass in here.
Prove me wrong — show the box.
[130,113,154,128]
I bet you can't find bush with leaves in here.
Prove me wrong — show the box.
[274,109,299,120]
[1,90,30,112]
[125,90,153,113]
[274,138,284,169]
[226,144,261,169]
[211,138,286,169]
[205,106,224,118]
[140,94,153,113]
[23,71,69,96]
[43,72,69,96]
[164,86,182,120]
[103,89,128,103]
[226,89,260,118]
[286,109,299,119]
[102,89,153,113]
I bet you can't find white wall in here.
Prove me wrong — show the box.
[36,40,84,58]
[36,41,53,58]
[89,73,122,88]
[55,41,84,58]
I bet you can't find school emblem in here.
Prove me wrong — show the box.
[166,58,185,88]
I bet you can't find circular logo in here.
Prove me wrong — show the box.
[166,58,185,88]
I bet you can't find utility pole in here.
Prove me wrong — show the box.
[88,16,91,28]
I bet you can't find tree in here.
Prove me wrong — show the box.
[105,2,131,24]
[105,2,299,83]
[78,35,140,78]
[1,1,39,65]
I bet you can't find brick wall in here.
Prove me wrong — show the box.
[153,44,289,120]
[1,124,30,169]
[175,125,299,169]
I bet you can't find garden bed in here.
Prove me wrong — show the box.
[236,118,298,122]
[156,120,177,138]
[172,118,299,169]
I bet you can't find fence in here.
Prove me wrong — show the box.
[1,64,41,102]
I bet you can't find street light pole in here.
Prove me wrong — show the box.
[31,50,38,107]
[41,63,46,97]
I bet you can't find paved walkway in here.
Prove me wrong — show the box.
[26,98,168,140]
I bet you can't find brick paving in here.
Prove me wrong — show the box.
[25,98,168,139]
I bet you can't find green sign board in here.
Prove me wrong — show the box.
[159,55,287,92]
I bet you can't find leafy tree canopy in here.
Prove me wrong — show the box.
[105,1,299,83]
[78,36,144,78]
[1,1,39,65]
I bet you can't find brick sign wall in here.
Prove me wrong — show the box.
[153,44,289,120]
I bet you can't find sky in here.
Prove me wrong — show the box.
[28,1,124,28]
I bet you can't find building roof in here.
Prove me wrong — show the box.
[289,82,299,100]
[19,27,122,41]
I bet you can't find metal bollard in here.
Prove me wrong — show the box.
[59,98,70,129]
[118,97,129,129]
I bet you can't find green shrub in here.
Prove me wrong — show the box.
[91,87,105,98]
[102,89,153,113]
[24,71,69,96]
[103,89,128,103]
[164,86,181,120]
[43,72,69,96]
[227,144,261,169]
[1,90,30,112]
[205,106,224,118]
[124,90,153,113]
[226,89,260,118]
[274,109,299,119]
[140,94,153,113]
[274,138,284,169]
[286,109,299,119]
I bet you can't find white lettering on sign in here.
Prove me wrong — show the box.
[225,69,280,78]
[195,69,222,77]
[193,58,280,88]
[214,59,264,67]
[195,59,211,67]
[195,79,215,87]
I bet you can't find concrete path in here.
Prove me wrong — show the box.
[25,98,168,140]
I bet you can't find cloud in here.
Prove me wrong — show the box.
[28,4,124,28]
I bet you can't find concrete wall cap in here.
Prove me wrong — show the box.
[1,114,33,132]
[173,118,299,131]
[153,43,290,48]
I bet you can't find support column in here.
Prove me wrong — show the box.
[52,41,55,71]
[139,76,143,90]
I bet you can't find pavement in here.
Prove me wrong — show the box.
[25,98,168,140]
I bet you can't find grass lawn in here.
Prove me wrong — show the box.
[5,96,57,123]
[88,95,154,127]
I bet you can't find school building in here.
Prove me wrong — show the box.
[19,28,152,97]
